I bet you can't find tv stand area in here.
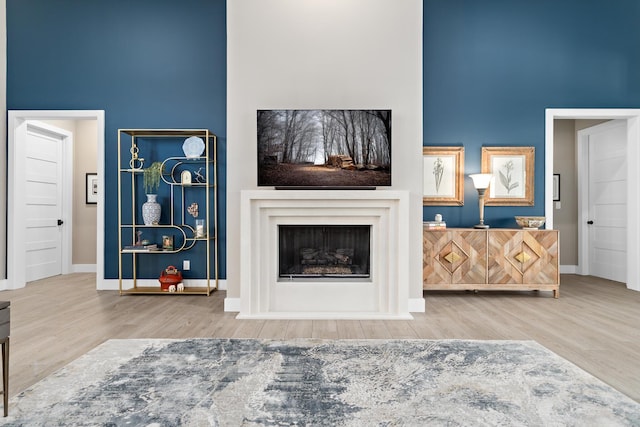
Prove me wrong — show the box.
[423,227,559,298]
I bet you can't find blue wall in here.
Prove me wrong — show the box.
[7,0,640,278]
[6,0,227,279]
[423,0,640,228]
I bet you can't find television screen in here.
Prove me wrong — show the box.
[257,109,391,188]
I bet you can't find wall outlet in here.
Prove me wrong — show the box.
[183,260,190,270]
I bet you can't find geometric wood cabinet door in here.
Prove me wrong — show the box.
[423,228,560,298]
[423,228,487,287]
[487,229,560,297]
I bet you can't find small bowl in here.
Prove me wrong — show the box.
[515,216,546,229]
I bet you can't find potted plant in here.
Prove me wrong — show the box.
[142,161,163,225]
[143,161,163,194]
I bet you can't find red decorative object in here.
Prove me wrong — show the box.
[159,265,183,291]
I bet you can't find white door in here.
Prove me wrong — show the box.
[25,126,65,282]
[587,120,627,283]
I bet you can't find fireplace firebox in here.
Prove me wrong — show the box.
[278,225,371,278]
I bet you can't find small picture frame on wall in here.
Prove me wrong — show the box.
[553,174,560,201]
[86,173,98,204]
[423,146,464,206]
[481,146,534,206]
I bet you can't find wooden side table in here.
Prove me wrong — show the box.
[0,301,9,417]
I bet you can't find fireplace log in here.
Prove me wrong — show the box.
[300,249,354,265]
[334,253,350,264]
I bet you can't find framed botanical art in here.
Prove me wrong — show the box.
[423,146,464,206]
[481,147,534,206]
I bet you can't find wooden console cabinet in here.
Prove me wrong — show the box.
[423,228,559,298]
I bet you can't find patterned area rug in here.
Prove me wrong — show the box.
[1,339,639,426]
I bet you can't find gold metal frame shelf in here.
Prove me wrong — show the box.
[117,129,218,296]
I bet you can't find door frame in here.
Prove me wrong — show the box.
[6,110,105,290]
[545,109,640,292]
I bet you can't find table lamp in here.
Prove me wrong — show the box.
[469,173,493,229]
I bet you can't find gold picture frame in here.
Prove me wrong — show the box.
[423,146,464,206]
[481,146,534,206]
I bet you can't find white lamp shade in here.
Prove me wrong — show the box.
[469,173,493,190]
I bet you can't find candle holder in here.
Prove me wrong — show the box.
[195,219,206,238]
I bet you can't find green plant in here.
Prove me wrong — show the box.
[143,161,163,194]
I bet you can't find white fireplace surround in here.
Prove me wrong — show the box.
[238,190,412,319]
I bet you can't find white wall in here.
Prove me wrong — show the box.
[554,119,608,268]
[227,0,424,301]
[553,119,577,266]
[41,120,98,267]
[73,120,98,266]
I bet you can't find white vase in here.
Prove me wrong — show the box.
[142,194,161,225]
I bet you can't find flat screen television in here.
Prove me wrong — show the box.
[257,109,391,188]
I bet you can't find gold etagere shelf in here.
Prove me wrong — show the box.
[117,129,218,296]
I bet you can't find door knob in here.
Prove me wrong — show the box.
[57,219,64,226]
[587,220,594,225]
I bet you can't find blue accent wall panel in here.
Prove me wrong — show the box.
[7,0,227,279]
[423,0,640,228]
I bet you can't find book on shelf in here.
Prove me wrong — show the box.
[423,221,446,229]
[122,244,161,252]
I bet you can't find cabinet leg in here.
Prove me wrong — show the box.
[553,289,560,299]
[2,338,8,417]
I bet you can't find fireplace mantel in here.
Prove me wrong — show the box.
[238,190,412,319]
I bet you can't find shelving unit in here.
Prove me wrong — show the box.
[117,129,218,295]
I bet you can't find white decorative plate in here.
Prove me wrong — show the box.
[182,136,205,158]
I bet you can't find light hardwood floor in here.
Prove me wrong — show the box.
[1,273,639,402]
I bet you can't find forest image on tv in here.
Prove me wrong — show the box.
[257,109,391,187]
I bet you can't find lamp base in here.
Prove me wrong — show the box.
[474,224,489,229]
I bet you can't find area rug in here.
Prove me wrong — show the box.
[1,339,639,426]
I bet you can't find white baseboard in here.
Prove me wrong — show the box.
[72,264,97,273]
[408,297,426,312]
[560,265,578,274]
[224,297,241,312]
[98,279,119,291]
